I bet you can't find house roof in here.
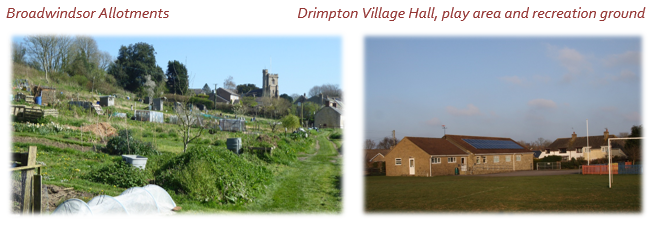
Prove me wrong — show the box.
[532,151,542,158]
[317,106,342,115]
[244,89,263,97]
[365,149,391,162]
[218,87,239,96]
[444,135,531,154]
[548,134,624,150]
[404,137,468,155]
[210,93,228,103]
[189,88,204,95]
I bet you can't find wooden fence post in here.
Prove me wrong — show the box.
[21,146,37,214]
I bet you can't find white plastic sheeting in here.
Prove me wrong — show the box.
[52,184,176,215]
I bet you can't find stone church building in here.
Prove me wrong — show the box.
[262,69,279,98]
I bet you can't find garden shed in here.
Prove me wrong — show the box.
[32,86,57,106]
[152,98,164,111]
[99,96,115,107]
[134,110,164,123]
[69,101,94,109]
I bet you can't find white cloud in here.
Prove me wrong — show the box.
[594,69,638,84]
[499,76,525,86]
[446,104,481,116]
[617,69,637,80]
[547,45,593,82]
[528,99,557,109]
[426,117,441,126]
[532,75,551,83]
[624,112,641,122]
[604,51,640,67]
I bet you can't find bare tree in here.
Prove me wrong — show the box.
[308,84,342,98]
[24,35,58,82]
[143,75,157,97]
[98,51,113,71]
[365,139,376,149]
[173,83,210,153]
[530,137,552,150]
[74,35,100,65]
[376,136,397,149]
[223,76,236,92]
[268,121,280,133]
[24,35,73,82]
[290,93,301,101]
[12,42,27,64]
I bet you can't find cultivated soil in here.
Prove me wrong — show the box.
[72,122,118,137]
[12,180,93,214]
[13,136,94,152]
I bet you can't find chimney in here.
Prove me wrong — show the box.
[604,128,609,141]
[571,132,577,141]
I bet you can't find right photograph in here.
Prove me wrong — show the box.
[364,37,642,212]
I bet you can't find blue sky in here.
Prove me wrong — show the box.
[14,36,342,96]
[365,37,641,144]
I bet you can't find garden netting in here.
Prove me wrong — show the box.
[51,184,176,215]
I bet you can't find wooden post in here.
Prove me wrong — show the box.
[33,174,42,214]
[21,146,37,214]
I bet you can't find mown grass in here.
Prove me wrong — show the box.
[366,175,641,212]
[246,132,341,212]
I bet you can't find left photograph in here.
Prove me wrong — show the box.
[10,36,343,214]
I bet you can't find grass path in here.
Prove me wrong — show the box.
[247,133,341,212]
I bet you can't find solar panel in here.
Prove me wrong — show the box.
[462,139,523,149]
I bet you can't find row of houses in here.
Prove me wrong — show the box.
[537,129,626,160]
[366,129,628,177]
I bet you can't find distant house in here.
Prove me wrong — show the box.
[541,129,626,161]
[365,149,391,174]
[189,88,205,95]
[243,89,263,98]
[386,135,534,176]
[209,93,229,104]
[216,87,239,104]
[314,106,343,128]
[294,93,342,110]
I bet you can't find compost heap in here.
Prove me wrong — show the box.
[51,184,176,215]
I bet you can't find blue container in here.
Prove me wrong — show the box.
[35,96,42,105]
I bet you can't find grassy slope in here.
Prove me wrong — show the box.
[12,63,343,213]
[366,175,641,212]
[246,132,342,212]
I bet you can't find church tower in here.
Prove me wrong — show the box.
[262,69,279,98]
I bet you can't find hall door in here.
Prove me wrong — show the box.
[409,158,415,175]
[461,157,467,172]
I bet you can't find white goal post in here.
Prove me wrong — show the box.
[608,137,643,188]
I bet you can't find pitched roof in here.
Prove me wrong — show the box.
[444,135,531,154]
[218,87,239,96]
[404,137,468,155]
[189,88,204,95]
[244,89,263,97]
[548,134,624,150]
[317,106,342,115]
[532,151,542,158]
[365,149,391,162]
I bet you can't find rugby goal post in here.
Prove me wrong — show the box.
[608,137,643,188]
